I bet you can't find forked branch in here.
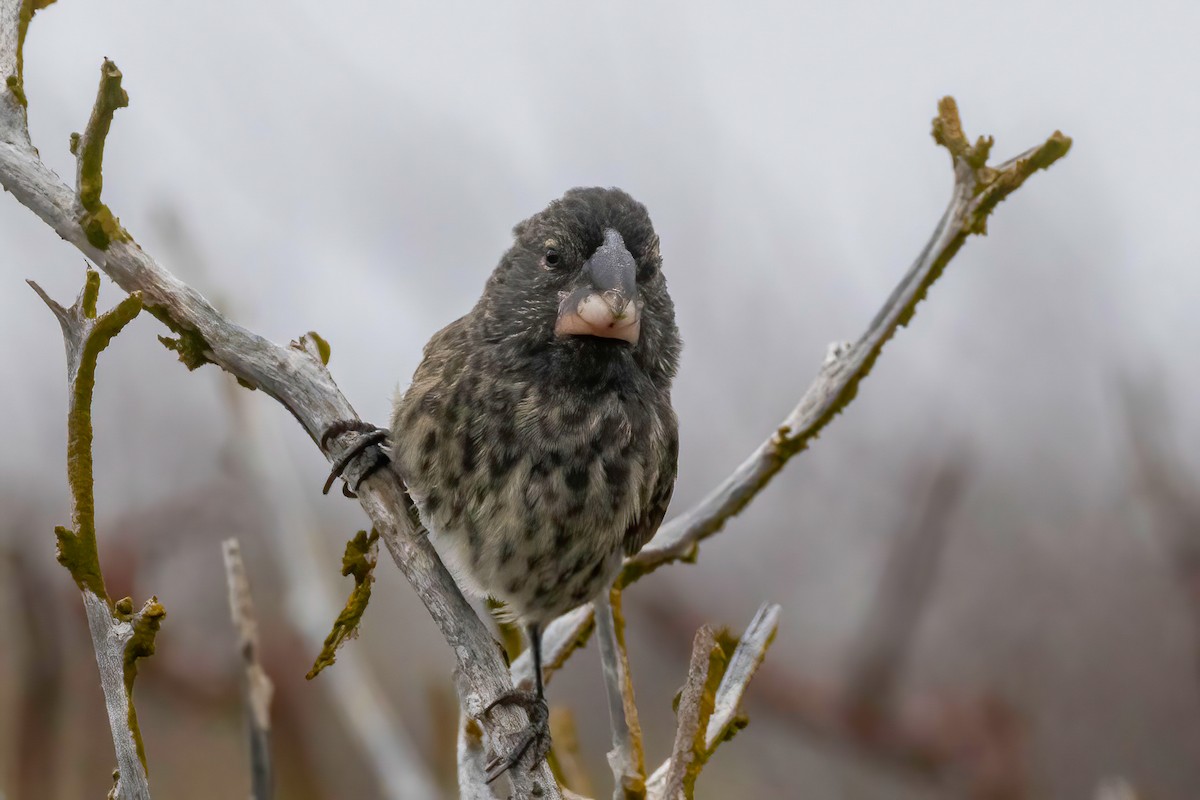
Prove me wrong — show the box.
[29,270,163,800]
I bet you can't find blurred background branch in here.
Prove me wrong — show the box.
[221,538,274,800]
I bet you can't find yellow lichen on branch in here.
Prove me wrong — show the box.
[72,58,131,249]
[307,528,381,679]
[29,269,142,598]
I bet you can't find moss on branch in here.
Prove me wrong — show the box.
[9,0,58,108]
[120,596,166,771]
[307,529,380,679]
[73,59,131,249]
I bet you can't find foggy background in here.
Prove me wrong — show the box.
[3,1,1199,797]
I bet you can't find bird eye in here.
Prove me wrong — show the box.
[544,248,562,268]
[638,261,658,281]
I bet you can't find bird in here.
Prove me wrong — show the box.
[323,186,680,782]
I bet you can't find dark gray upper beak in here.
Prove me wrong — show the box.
[555,228,642,343]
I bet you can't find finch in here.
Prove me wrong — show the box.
[330,187,680,780]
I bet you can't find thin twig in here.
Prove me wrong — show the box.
[221,539,274,800]
[594,589,645,799]
[29,270,161,800]
[0,16,559,796]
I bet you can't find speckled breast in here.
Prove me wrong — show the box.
[394,375,667,624]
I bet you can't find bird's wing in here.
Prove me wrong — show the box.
[623,428,678,556]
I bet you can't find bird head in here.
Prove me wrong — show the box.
[479,187,680,385]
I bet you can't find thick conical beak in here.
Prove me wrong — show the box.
[554,228,641,344]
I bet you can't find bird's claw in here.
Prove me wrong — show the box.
[481,689,551,783]
[320,420,390,498]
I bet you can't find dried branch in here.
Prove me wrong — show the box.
[221,539,274,800]
[531,98,1071,694]
[0,13,557,796]
[645,603,780,799]
[29,270,163,800]
[594,589,645,799]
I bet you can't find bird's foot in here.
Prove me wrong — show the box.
[320,420,390,498]
[481,688,551,784]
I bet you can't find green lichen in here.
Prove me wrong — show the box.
[10,0,59,108]
[6,74,25,107]
[307,529,380,679]
[120,597,166,771]
[75,59,132,249]
[81,205,128,250]
[54,274,141,597]
[145,304,213,370]
[54,525,106,597]
[306,330,331,365]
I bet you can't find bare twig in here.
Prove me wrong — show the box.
[533,98,1071,695]
[594,589,645,799]
[221,539,274,800]
[645,603,781,799]
[29,270,162,800]
[0,14,558,796]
